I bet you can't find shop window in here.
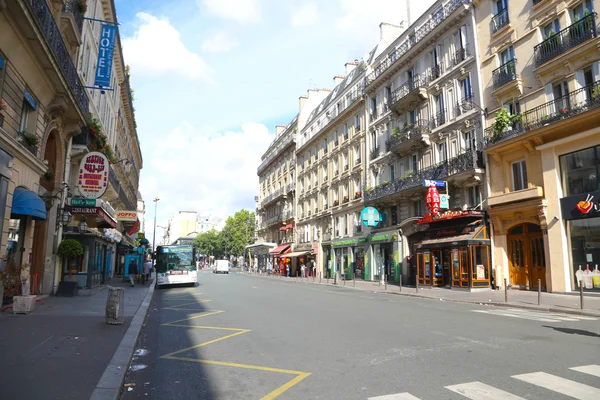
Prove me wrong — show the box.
[569,218,600,292]
[472,245,489,281]
[559,146,599,196]
[512,160,528,191]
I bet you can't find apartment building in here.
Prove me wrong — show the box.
[295,62,367,279]
[363,0,490,288]
[478,0,600,293]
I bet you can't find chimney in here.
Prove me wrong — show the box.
[333,75,346,86]
[379,21,405,43]
[345,62,359,75]
[275,125,286,136]
[299,94,308,112]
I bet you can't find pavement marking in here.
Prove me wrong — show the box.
[512,371,600,399]
[368,393,421,399]
[163,310,225,325]
[161,329,251,358]
[162,299,211,310]
[165,324,249,331]
[471,309,596,322]
[571,365,600,378]
[445,381,526,399]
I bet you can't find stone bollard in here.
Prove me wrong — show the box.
[105,286,125,325]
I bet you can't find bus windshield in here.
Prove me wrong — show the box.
[156,246,196,272]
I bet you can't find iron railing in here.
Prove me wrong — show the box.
[391,72,429,105]
[17,131,40,157]
[533,0,545,5]
[493,59,517,89]
[385,121,431,152]
[24,0,89,116]
[62,0,84,34]
[430,63,445,80]
[491,8,509,34]
[109,166,136,210]
[452,46,469,66]
[534,13,597,68]
[430,110,447,128]
[364,150,484,202]
[485,80,600,146]
[365,0,471,86]
[370,146,380,159]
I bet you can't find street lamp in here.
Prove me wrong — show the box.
[152,197,160,254]
[112,158,133,174]
[78,217,87,233]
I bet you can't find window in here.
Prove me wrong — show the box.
[472,245,489,281]
[460,75,472,99]
[344,214,348,235]
[494,0,507,14]
[560,145,600,196]
[437,142,448,163]
[19,90,37,133]
[412,154,419,171]
[543,19,560,39]
[573,0,594,21]
[409,109,417,124]
[512,160,528,191]
[462,131,475,151]
[391,205,398,225]
[412,200,423,217]
[355,114,360,129]
[390,164,396,181]
[371,131,377,151]
[466,185,482,207]
[343,123,348,140]
[499,46,514,65]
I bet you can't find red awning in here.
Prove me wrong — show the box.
[279,226,286,231]
[286,224,293,229]
[269,244,291,255]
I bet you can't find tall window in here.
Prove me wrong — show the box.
[543,19,560,39]
[412,154,419,171]
[460,75,472,99]
[462,131,475,151]
[559,146,600,196]
[499,46,514,65]
[467,185,482,207]
[390,164,396,181]
[512,160,528,191]
[355,114,361,129]
[437,142,448,163]
[573,0,594,21]
[412,200,422,217]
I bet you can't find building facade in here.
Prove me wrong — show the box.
[363,0,489,288]
[296,62,367,279]
[478,0,600,292]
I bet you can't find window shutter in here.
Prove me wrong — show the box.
[593,61,600,81]
[575,70,587,105]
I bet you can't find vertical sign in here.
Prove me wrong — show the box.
[94,24,117,87]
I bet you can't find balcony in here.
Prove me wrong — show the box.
[364,150,484,202]
[385,121,431,157]
[370,146,380,160]
[429,63,445,81]
[257,133,294,174]
[492,59,517,90]
[534,13,597,68]
[17,131,41,157]
[107,166,137,211]
[491,8,509,34]
[355,157,361,165]
[430,110,447,129]
[22,0,89,117]
[60,0,84,47]
[488,186,544,207]
[390,73,429,114]
[365,0,471,88]
[485,80,600,147]
[261,187,285,207]
[452,46,469,66]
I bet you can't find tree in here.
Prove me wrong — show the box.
[194,229,222,258]
[221,209,255,257]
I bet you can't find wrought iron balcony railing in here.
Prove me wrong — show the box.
[485,80,600,146]
[62,0,84,34]
[492,59,517,89]
[429,63,445,80]
[385,121,431,152]
[365,0,471,86]
[24,0,89,116]
[391,72,429,105]
[452,46,469,66]
[364,150,484,202]
[534,13,597,68]
[430,110,447,129]
[370,146,380,159]
[491,8,509,34]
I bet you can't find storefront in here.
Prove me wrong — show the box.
[269,243,291,274]
[559,145,600,292]
[245,242,276,271]
[363,233,401,283]
[332,239,357,280]
[414,210,491,290]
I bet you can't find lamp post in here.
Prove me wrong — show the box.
[152,197,160,256]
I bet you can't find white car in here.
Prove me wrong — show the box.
[213,260,231,274]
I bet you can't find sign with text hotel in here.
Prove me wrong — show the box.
[116,211,138,221]
[78,151,108,198]
[94,24,117,87]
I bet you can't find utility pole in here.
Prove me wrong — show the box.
[152,197,160,257]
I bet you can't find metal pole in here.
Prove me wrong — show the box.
[399,275,402,292]
[152,197,160,254]
[504,278,508,303]
[580,281,584,310]
[537,279,541,306]
[416,278,419,293]
[384,274,387,291]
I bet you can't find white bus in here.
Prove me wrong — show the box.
[155,245,198,287]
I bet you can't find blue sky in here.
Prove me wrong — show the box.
[116,0,436,241]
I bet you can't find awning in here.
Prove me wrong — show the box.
[269,244,291,255]
[11,187,46,220]
[286,224,293,229]
[279,226,286,231]
[415,226,489,249]
[68,206,117,228]
[283,251,310,258]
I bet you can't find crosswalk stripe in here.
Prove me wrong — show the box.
[446,381,525,399]
[571,365,600,378]
[471,310,561,322]
[368,393,421,400]
[513,371,600,399]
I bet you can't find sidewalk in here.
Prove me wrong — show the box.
[244,272,600,317]
[0,277,154,400]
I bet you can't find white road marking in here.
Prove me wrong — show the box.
[368,393,421,400]
[471,309,560,322]
[512,371,600,399]
[570,365,600,378]
[446,381,526,399]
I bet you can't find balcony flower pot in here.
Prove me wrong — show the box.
[20,131,39,147]
[77,0,88,13]
[13,294,37,314]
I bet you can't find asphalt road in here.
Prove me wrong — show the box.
[121,269,600,400]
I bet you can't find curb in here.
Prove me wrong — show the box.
[89,281,156,400]
[242,273,600,318]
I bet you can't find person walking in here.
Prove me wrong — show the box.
[128,259,138,287]
[143,258,152,284]
[301,262,306,278]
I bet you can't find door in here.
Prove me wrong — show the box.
[30,218,48,294]
[507,224,547,290]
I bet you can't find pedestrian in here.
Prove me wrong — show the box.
[312,261,316,277]
[286,264,290,277]
[143,258,152,284]
[129,259,138,287]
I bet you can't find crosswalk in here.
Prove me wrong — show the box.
[471,308,598,322]
[368,364,600,400]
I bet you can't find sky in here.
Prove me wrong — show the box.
[115,0,437,244]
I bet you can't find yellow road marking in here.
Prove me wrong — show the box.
[161,330,250,358]
[162,299,211,309]
[164,324,248,331]
[163,310,224,325]
[162,356,308,375]
[261,372,312,400]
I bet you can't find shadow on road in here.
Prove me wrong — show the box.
[543,325,600,338]
[120,286,218,399]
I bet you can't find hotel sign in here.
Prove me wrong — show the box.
[94,24,117,87]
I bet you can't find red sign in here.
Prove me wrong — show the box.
[70,207,117,228]
[425,185,440,215]
[78,151,108,198]
[418,210,483,224]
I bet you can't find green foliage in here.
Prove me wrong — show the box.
[86,114,117,163]
[57,239,84,258]
[194,209,255,258]
[21,131,39,147]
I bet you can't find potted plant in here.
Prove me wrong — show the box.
[77,0,87,13]
[43,168,54,183]
[333,199,339,206]
[343,196,349,203]
[355,191,361,199]
[20,131,39,147]
[56,239,84,296]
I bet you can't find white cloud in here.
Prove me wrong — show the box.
[291,4,318,27]
[198,0,261,23]
[140,122,273,237]
[123,12,212,82]
[201,31,238,53]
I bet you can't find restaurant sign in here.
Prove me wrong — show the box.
[77,151,108,198]
[560,190,600,220]
[116,210,138,221]
[70,207,116,228]
[418,210,483,224]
